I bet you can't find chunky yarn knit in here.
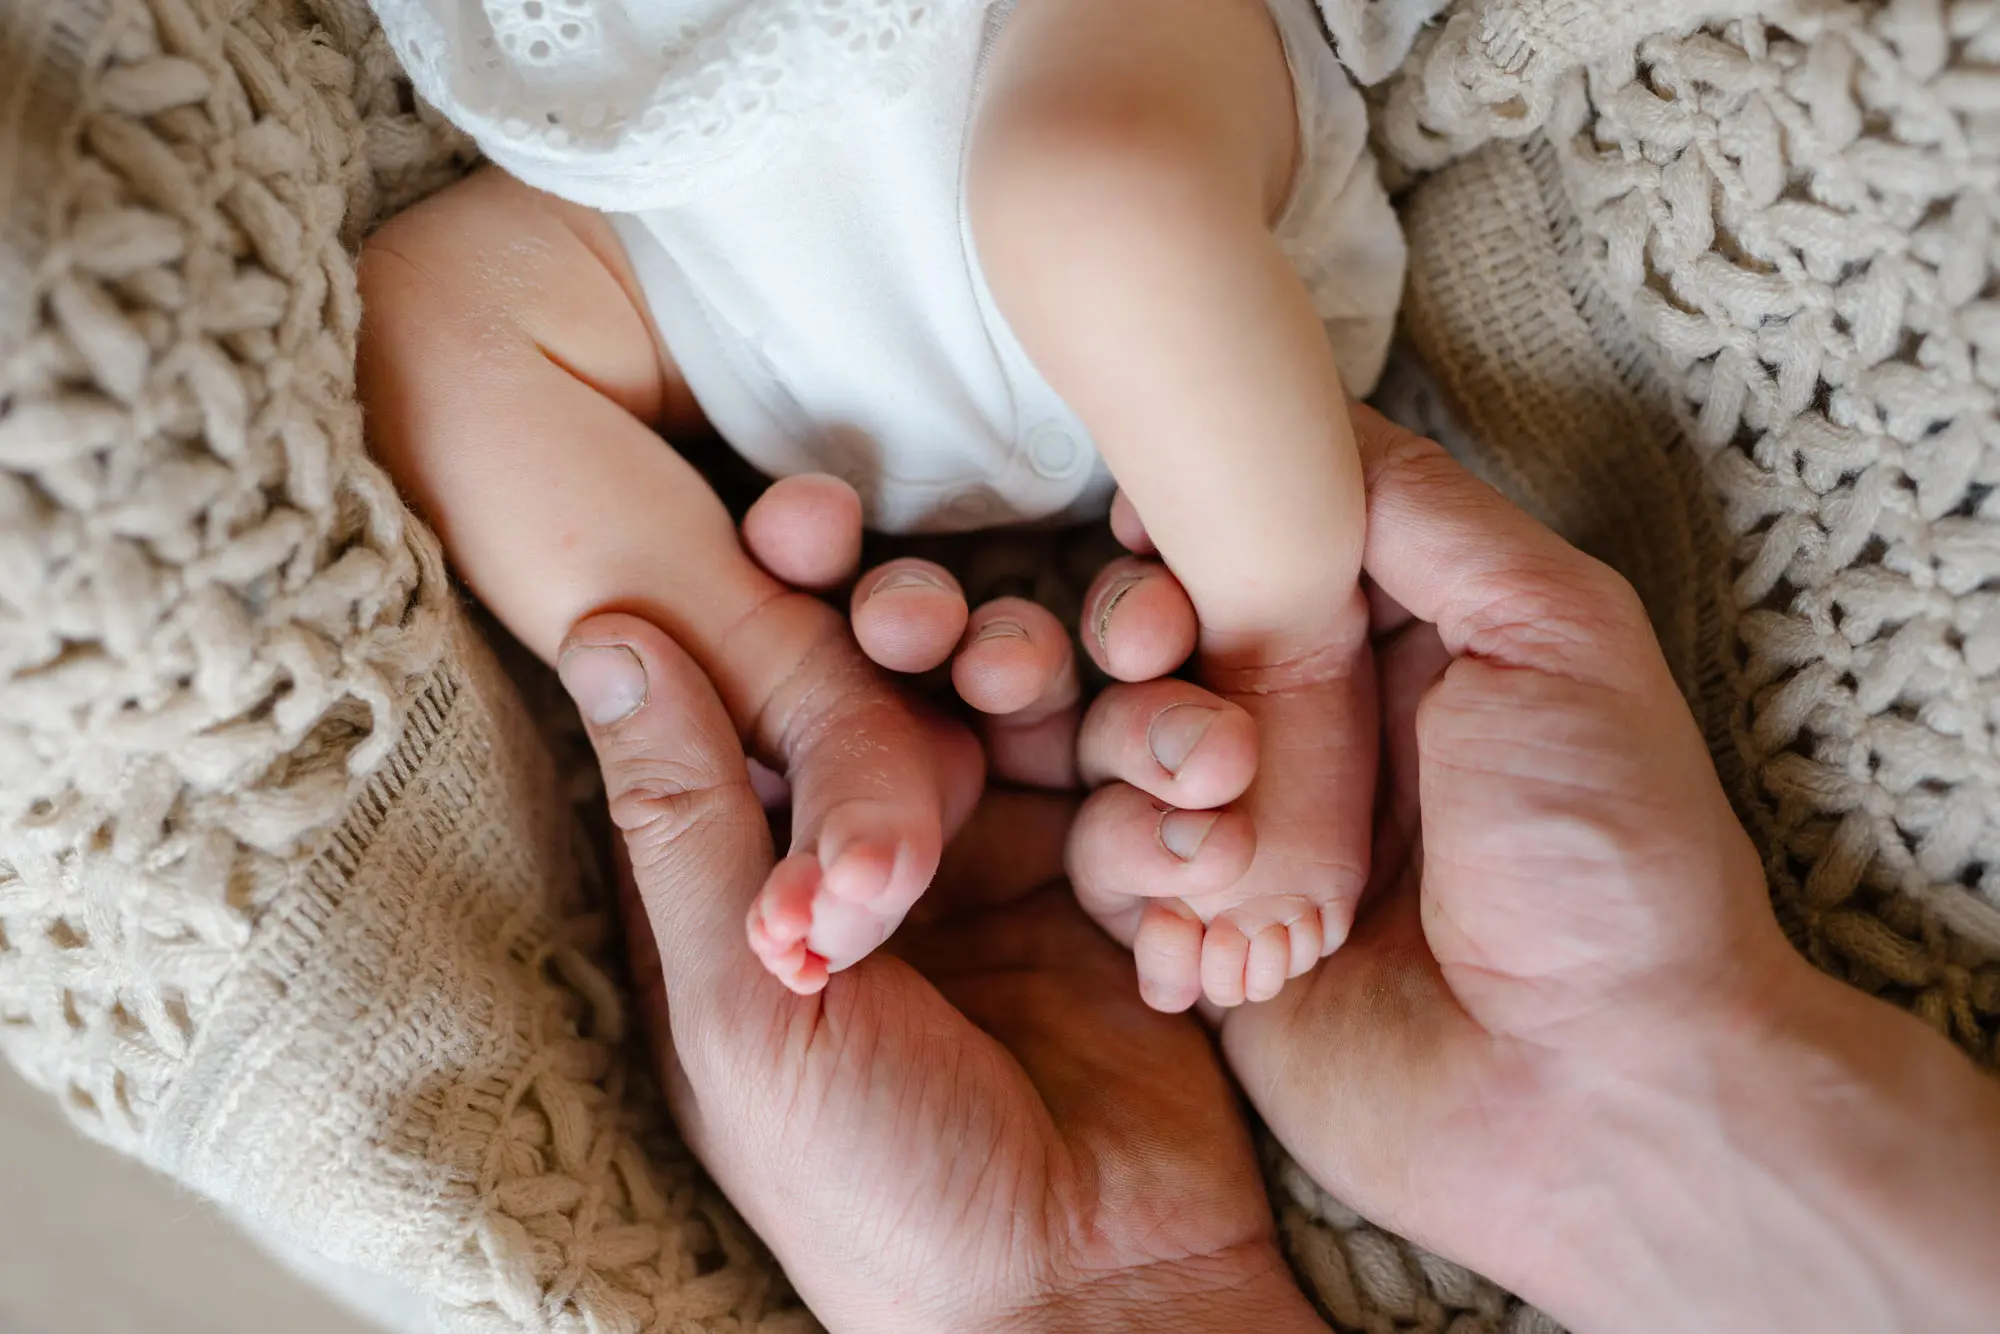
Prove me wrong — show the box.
[1275,3,2000,1324]
[1,1,1996,1331]
[1392,0,2000,1053]
[0,2,804,1330]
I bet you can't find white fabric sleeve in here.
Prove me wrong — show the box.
[367,0,985,212]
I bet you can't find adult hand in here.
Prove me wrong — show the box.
[741,474,1270,1009]
[1075,407,2000,1333]
[558,609,1323,1334]
[738,473,1228,800]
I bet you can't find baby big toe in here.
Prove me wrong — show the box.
[805,893,908,973]
[819,799,938,912]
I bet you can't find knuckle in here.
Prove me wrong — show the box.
[1449,551,1651,680]
[1558,552,1647,622]
[1370,429,1461,500]
[1388,426,1455,473]
[1352,403,1424,464]
[607,756,750,854]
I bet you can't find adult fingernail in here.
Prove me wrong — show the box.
[1158,808,1219,861]
[1092,575,1140,650]
[558,643,648,725]
[870,569,946,598]
[974,618,1028,643]
[1148,704,1217,775]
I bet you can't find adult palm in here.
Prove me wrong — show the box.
[573,616,1323,1334]
[1215,416,1793,1326]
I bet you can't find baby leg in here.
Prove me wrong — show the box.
[358,170,975,992]
[973,0,1375,1007]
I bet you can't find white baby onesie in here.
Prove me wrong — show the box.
[372,0,1406,534]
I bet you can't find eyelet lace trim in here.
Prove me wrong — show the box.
[374,0,987,210]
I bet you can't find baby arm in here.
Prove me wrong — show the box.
[357,170,977,993]
[971,0,1375,1009]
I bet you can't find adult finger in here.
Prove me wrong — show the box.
[1083,557,1198,681]
[1077,679,1257,809]
[1109,488,1155,554]
[965,597,1085,792]
[1355,405,1667,692]
[954,596,1076,718]
[984,704,1082,792]
[851,558,969,673]
[1069,784,1256,922]
[558,613,776,1019]
[741,474,863,591]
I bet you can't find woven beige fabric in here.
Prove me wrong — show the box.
[0,1,804,1330]
[1,1,1996,1332]
[1270,134,1745,1334]
[1269,6,2000,1324]
[1391,0,2000,1040]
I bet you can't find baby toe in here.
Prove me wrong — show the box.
[805,893,909,973]
[851,561,967,673]
[1286,910,1325,977]
[748,856,835,993]
[1133,899,1204,1013]
[1318,898,1355,958]
[953,597,1073,718]
[772,942,830,996]
[748,855,818,953]
[1244,923,1290,1004]
[1199,917,1253,1009]
[818,796,941,911]
[820,833,900,905]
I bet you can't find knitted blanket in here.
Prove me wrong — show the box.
[1,1,1994,1330]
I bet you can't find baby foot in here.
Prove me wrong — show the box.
[1056,492,1378,1012]
[748,808,966,993]
[725,581,982,995]
[743,680,983,994]
[1070,552,1376,1013]
[732,481,1006,994]
[1160,623,1376,1009]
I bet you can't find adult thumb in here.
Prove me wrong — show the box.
[1352,403,1671,696]
[558,613,776,1022]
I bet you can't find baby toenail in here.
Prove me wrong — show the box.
[871,569,945,598]
[557,643,648,725]
[1148,704,1217,775]
[1158,808,1218,861]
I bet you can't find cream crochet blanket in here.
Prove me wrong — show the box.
[2,0,1995,1330]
